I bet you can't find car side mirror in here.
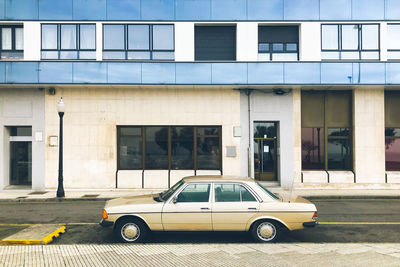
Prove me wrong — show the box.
[172,197,177,204]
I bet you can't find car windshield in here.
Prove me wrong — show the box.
[256,182,280,200]
[159,180,184,201]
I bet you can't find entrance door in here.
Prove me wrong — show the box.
[9,127,32,186]
[253,122,278,181]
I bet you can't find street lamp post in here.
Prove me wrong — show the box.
[57,97,65,198]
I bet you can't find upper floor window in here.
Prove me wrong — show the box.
[321,24,379,60]
[103,24,174,60]
[41,24,96,60]
[0,25,23,59]
[387,24,400,60]
[195,25,236,61]
[258,26,299,61]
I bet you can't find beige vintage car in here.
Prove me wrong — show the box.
[100,176,318,243]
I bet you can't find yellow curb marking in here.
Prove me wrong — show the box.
[0,223,97,227]
[0,226,66,245]
[319,222,400,225]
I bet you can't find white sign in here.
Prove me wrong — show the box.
[263,145,269,153]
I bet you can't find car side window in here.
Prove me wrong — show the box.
[215,183,256,202]
[176,183,210,203]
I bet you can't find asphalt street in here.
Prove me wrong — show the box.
[0,199,400,244]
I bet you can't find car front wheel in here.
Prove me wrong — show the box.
[251,220,282,242]
[115,218,148,243]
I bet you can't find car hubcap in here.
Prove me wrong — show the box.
[121,223,140,241]
[257,222,276,241]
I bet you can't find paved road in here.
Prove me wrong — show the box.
[1,199,400,243]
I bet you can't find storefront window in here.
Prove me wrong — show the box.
[385,91,400,171]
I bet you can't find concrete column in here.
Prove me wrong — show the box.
[96,22,103,61]
[353,88,385,183]
[299,22,321,61]
[292,88,302,184]
[237,22,258,61]
[175,22,194,61]
[23,22,41,60]
[380,22,388,61]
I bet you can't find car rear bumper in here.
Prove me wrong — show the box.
[303,221,318,227]
[99,219,114,227]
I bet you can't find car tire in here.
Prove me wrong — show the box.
[115,218,148,243]
[251,220,282,243]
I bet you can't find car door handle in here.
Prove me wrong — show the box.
[248,207,257,210]
[201,207,209,210]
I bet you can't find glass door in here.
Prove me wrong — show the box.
[10,141,32,185]
[254,122,278,181]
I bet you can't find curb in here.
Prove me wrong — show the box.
[304,195,400,200]
[0,226,66,245]
[0,198,111,203]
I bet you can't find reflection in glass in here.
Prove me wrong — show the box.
[272,43,283,51]
[342,25,359,50]
[254,122,276,138]
[327,139,351,170]
[386,128,400,171]
[152,52,174,60]
[102,51,125,60]
[171,127,194,170]
[103,25,124,50]
[128,25,149,50]
[61,24,76,50]
[197,127,220,170]
[286,43,297,51]
[127,51,151,60]
[119,127,142,170]
[362,25,379,50]
[152,25,174,50]
[80,25,96,50]
[1,28,12,50]
[41,51,58,59]
[259,43,269,52]
[302,128,325,170]
[79,51,96,60]
[42,25,58,50]
[214,184,240,202]
[60,51,78,59]
[322,25,338,50]
[145,127,168,169]
[177,184,210,202]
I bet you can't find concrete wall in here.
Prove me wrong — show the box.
[292,88,302,184]
[45,87,241,189]
[240,90,294,189]
[0,88,45,190]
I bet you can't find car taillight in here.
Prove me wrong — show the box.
[312,211,318,220]
[102,209,108,220]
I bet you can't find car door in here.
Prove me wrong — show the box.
[212,183,260,231]
[162,183,212,231]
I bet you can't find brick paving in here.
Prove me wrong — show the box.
[1,243,400,266]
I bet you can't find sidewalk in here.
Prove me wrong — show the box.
[0,243,399,266]
[0,187,399,201]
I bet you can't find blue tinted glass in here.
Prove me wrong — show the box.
[0,0,4,19]
[284,0,319,20]
[106,0,140,20]
[212,63,247,84]
[0,62,5,83]
[387,63,400,84]
[320,0,351,20]
[39,62,73,83]
[80,25,96,50]
[39,0,72,20]
[273,43,284,51]
[352,0,384,20]
[248,63,284,84]
[286,43,297,51]
[385,0,400,20]
[321,63,353,84]
[141,0,174,20]
[73,62,107,83]
[176,63,212,84]
[6,62,39,83]
[211,0,246,20]
[248,0,283,20]
[5,0,38,19]
[358,63,385,84]
[108,63,141,84]
[175,0,211,20]
[61,24,77,50]
[73,0,106,20]
[103,25,125,50]
[153,25,174,50]
[128,25,149,50]
[284,63,320,84]
[142,63,175,84]
[259,43,270,52]
[41,24,58,50]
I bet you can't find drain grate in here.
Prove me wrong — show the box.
[28,191,48,195]
[81,194,99,198]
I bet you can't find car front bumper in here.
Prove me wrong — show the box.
[99,219,114,227]
[303,221,318,227]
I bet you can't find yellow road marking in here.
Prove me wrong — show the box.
[319,222,400,225]
[0,223,97,227]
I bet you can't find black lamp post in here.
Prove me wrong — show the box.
[56,97,65,198]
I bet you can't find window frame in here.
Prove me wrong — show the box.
[41,23,96,60]
[0,25,24,59]
[387,24,400,60]
[117,126,222,172]
[213,182,258,203]
[321,23,380,61]
[174,182,211,203]
[102,24,175,60]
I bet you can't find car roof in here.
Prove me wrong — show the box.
[182,175,255,183]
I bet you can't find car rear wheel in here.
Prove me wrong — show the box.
[115,218,148,243]
[251,220,282,243]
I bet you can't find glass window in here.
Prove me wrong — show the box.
[362,25,379,50]
[177,184,210,202]
[80,25,96,50]
[302,128,325,170]
[145,127,169,169]
[61,24,76,50]
[118,127,142,170]
[103,25,125,50]
[215,184,240,202]
[327,128,351,170]
[385,92,400,171]
[388,24,400,59]
[152,25,174,50]
[42,25,58,50]
[259,43,269,52]
[321,25,338,50]
[195,26,236,61]
[241,186,256,202]
[2,28,12,50]
[258,26,299,61]
[0,26,24,59]
[342,25,359,50]
[128,25,149,50]
[171,127,194,170]
[15,28,24,50]
[197,127,220,170]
